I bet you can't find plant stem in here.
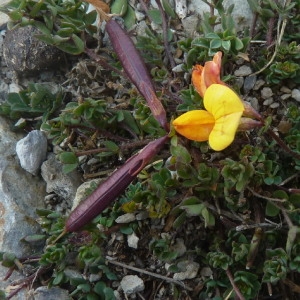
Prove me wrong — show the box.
[225,268,245,300]
[266,128,300,161]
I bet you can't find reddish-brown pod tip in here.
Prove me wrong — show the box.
[66,135,169,232]
[105,18,168,131]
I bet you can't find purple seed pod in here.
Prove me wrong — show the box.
[105,18,168,131]
[66,135,169,232]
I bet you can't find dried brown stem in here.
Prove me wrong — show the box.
[225,268,245,300]
[155,0,176,70]
[106,256,193,291]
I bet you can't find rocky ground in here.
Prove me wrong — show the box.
[0,0,300,299]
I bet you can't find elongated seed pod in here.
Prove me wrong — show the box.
[105,18,168,131]
[66,135,168,232]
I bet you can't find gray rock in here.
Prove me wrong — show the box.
[261,87,273,99]
[190,0,253,28]
[253,79,265,90]
[33,286,70,300]
[16,130,48,175]
[175,0,187,19]
[243,75,257,93]
[281,93,291,100]
[234,65,252,77]
[3,26,64,75]
[173,261,199,280]
[120,275,145,294]
[127,232,139,249]
[181,14,199,37]
[0,117,46,258]
[71,178,101,210]
[41,153,82,205]
[291,88,300,102]
[263,98,274,106]
[115,213,136,224]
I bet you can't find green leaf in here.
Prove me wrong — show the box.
[111,0,128,16]
[210,38,222,49]
[265,201,280,217]
[222,40,231,51]
[162,0,176,18]
[192,37,210,49]
[148,9,162,24]
[123,5,136,29]
[59,152,78,164]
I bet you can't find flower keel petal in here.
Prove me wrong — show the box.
[173,110,215,142]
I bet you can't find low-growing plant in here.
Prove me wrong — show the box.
[1,0,300,299]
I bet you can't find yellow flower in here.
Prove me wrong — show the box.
[173,84,244,151]
[192,51,226,98]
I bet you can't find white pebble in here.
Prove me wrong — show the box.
[127,232,139,249]
[261,87,273,99]
[115,213,136,224]
[291,89,300,102]
[263,98,273,106]
[120,275,145,294]
[173,261,199,280]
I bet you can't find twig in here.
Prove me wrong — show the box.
[266,128,300,161]
[105,256,193,291]
[225,268,245,300]
[247,187,287,203]
[85,47,126,78]
[155,0,176,70]
[251,0,291,76]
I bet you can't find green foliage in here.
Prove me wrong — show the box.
[207,251,233,270]
[0,83,63,126]
[0,0,97,54]
[263,248,288,284]
[149,237,179,262]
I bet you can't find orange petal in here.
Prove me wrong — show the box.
[192,65,206,98]
[173,110,215,142]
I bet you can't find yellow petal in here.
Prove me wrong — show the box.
[173,110,215,141]
[209,112,243,151]
[204,84,244,119]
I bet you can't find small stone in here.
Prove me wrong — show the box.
[253,79,265,90]
[175,0,188,19]
[261,87,273,99]
[173,261,199,280]
[33,286,70,300]
[136,211,149,221]
[127,232,139,249]
[234,77,244,89]
[243,75,257,93]
[120,275,145,294]
[281,94,291,100]
[115,213,136,224]
[181,14,199,37]
[16,130,48,175]
[234,65,252,77]
[246,97,259,112]
[172,64,185,73]
[200,267,213,277]
[270,102,280,109]
[135,11,145,21]
[72,179,101,210]
[280,86,291,93]
[291,89,300,102]
[8,83,21,93]
[41,153,82,204]
[263,98,274,106]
